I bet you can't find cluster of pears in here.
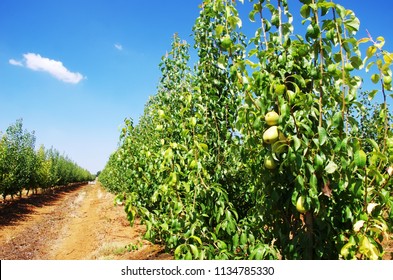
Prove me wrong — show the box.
[263,110,307,213]
[262,110,287,170]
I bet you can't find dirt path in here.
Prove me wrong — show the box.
[0,183,172,260]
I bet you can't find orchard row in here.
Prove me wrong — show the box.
[0,119,94,199]
[99,0,393,259]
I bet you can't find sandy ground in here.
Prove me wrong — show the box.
[0,183,172,260]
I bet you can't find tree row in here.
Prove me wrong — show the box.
[99,0,393,259]
[0,119,94,199]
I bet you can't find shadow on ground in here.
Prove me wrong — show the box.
[0,183,86,227]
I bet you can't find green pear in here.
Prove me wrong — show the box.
[264,153,277,169]
[265,111,279,126]
[263,126,279,144]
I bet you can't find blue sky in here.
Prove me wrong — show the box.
[1,1,392,174]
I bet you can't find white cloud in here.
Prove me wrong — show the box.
[114,43,123,51]
[9,53,85,84]
[9,59,23,66]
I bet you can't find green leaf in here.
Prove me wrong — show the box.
[317,2,336,9]
[291,190,299,207]
[270,11,279,26]
[318,126,327,146]
[340,240,356,259]
[369,151,388,165]
[357,37,370,44]
[232,233,239,251]
[263,18,271,32]
[375,36,385,48]
[366,138,380,152]
[295,175,305,189]
[185,250,193,260]
[217,240,227,250]
[325,160,338,174]
[350,56,363,69]
[293,136,301,151]
[314,154,324,171]
[367,89,379,101]
[240,232,247,245]
[215,24,225,37]
[309,174,318,189]
[200,143,208,152]
[189,117,197,128]
[344,17,360,33]
[189,244,199,259]
[365,61,375,72]
[354,150,367,168]
[367,46,377,58]
[164,147,173,160]
[174,244,184,258]
[333,52,342,63]
[333,112,343,128]
[383,52,393,64]
[335,4,346,18]
[359,236,380,260]
[249,10,257,22]
[253,116,262,130]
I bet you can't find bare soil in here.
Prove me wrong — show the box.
[0,183,172,260]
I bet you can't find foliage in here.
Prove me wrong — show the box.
[99,0,393,260]
[0,119,94,199]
